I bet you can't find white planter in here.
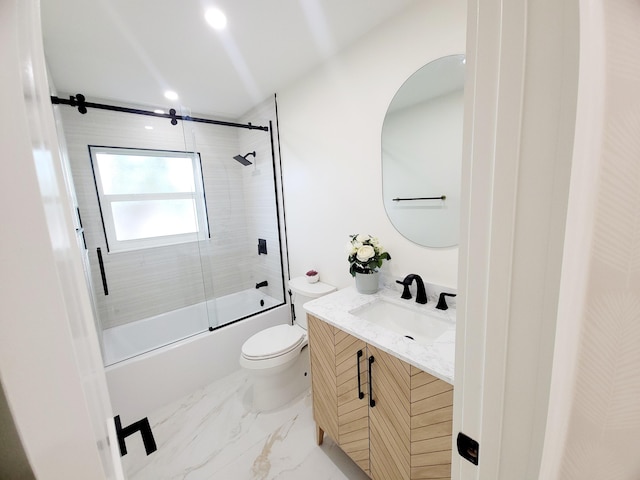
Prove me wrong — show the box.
[355,271,379,294]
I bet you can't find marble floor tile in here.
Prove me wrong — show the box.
[121,370,370,480]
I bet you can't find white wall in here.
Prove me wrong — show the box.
[278,0,466,290]
[541,0,640,478]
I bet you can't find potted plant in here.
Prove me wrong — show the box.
[305,269,319,283]
[347,234,391,294]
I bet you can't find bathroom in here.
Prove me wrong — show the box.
[2,0,640,479]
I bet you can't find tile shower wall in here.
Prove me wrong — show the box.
[59,103,276,329]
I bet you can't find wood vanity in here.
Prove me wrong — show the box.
[308,314,454,480]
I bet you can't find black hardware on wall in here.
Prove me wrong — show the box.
[356,350,364,400]
[75,207,87,250]
[51,94,269,131]
[368,355,376,407]
[392,195,446,202]
[69,93,87,114]
[96,247,108,296]
[256,280,268,289]
[288,289,295,325]
[457,432,479,465]
[169,108,178,126]
[258,238,267,255]
[114,415,157,457]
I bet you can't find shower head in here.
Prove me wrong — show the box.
[233,151,256,166]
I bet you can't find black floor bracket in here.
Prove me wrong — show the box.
[114,415,157,456]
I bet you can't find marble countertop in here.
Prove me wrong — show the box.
[303,286,455,385]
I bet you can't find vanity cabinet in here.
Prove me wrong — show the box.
[308,314,454,480]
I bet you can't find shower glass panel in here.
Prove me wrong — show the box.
[180,112,286,333]
[58,98,285,366]
[61,103,210,366]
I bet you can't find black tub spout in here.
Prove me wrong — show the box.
[256,281,268,289]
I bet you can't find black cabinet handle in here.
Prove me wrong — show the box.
[368,355,376,407]
[356,349,364,400]
[97,247,109,296]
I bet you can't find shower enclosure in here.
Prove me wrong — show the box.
[56,96,286,366]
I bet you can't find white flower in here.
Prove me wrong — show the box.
[352,240,363,249]
[346,242,358,255]
[356,245,375,262]
[370,237,380,246]
[356,234,370,243]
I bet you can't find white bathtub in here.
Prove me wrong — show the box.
[104,289,289,422]
[103,289,281,366]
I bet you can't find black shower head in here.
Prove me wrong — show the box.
[233,151,256,166]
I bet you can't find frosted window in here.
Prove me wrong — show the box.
[96,154,195,194]
[111,200,198,241]
[89,146,209,252]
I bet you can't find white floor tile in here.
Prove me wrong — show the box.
[122,370,370,480]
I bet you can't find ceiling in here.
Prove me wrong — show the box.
[41,0,416,118]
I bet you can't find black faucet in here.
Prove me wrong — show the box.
[255,280,268,289]
[396,274,427,304]
[436,292,457,310]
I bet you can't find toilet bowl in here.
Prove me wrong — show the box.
[240,277,335,411]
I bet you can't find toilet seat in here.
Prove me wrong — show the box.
[240,324,307,371]
[242,324,305,360]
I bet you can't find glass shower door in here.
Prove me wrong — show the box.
[181,111,286,333]
[60,100,212,366]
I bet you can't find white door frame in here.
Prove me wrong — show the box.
[0,1,123,478]
[453,0,582,478]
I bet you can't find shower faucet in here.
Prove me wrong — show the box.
[256,281,268,289]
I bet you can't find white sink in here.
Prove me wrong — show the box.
[350,299,451,347]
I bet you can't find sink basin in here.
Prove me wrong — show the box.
[351,299,451,346]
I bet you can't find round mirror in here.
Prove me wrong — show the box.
[382,54,465,247]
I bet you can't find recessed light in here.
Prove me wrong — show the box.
[205,7,227,30]
[145,126,154,130]
[164,90,179,101]
[154,109,165,114]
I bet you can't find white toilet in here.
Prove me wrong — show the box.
[240,276,335,411]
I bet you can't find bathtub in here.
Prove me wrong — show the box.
[104,289,289,422]
[103,289,281,366]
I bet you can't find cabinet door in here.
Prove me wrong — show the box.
[336,328,370,475]
[308,314,340,442]
[368,344,412,480]
[368,346,454,480]
[409,366,453,480]
[308,315,370,474]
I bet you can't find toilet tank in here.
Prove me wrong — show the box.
[288,277,336,329]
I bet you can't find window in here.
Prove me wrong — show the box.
[89,146,209,252]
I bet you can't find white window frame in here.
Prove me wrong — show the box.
[89,146,210,253]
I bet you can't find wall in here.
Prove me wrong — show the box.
[59,102,283,330]
[541,0,640,478]
[277,0,466,290]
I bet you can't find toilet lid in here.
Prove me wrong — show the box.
[242,325,305,360]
